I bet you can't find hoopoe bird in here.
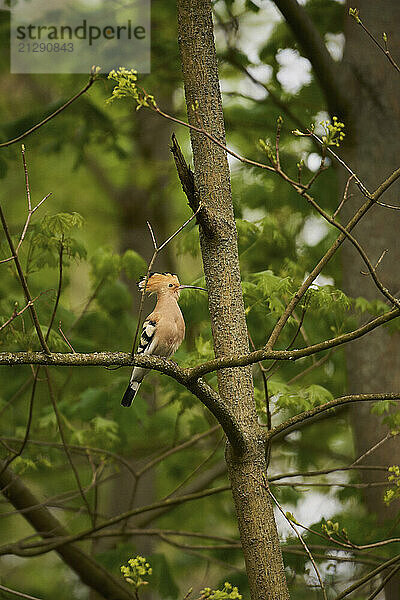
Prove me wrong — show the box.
[121,272,206,407]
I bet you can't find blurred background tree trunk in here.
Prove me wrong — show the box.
[340,3,400,598]
[273,2,400,596]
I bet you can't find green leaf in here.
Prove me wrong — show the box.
[74,387,109,419]
[371,400,396,416]
[303,286,351,315]
[194,335,214,359]
[91,247,122,281]
[97,280,132,315]
[355,296,371,313]
[91,416,119,444]
[122,249,147,281]
[304,384,333,405]
[252,270,293,298]
[286,511,299,525]
[41,212,84,236]
[64,236,87,260]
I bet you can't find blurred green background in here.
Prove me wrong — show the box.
[0,1,397,599]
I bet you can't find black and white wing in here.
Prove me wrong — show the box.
[136,319,157,355]
[121,319,157,407]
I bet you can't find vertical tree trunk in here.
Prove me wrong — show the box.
[176,1,290,598]
[340,3,400,598]
[273,3,400,596]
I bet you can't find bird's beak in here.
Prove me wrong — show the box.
[179,285,207,292]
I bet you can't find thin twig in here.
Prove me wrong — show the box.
[267,393,400,439]
[248,332,271,430]
[0,370,39,478]
[58,322,76,352]
[0,584,43,600]
[0,245,68,476]
[298,186,400,308]
[146,220,157,249]
[163,436,223,500]
[308,130,371,197]
[360,249,388,276]
[375,199,400,210]
[365,564,400,600]
[0,435,137,479]
[0,73,98,148]
[265,165,400,350]
[305,152,328,190]
[273,480,391,489]
[131,204,202,356]
[0,255,15,265]
[275,117,282,170]
[270,464,388,483]
[16,192,52,255]
[225,54,309,133]
[120,424,220,535]
[46,241,64,342]
[334,553,400,600]
[158,204,202,252]
[351,431,394,466]
[0,376,34,418]
[333,174,354,218]
[0,485,230,555]
[67,277,105,334]
[137,425,220,477]
[44,367,95,527]
[287,351,332,385]
[0,201,50,353]
[21,145,32,212]
[353,16,400,74]
[0,293,47,333]
[130,252,157,355]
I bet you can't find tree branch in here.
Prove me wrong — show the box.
[0,351,245,452]
[334,553,400,600]
[265,164,400,349]
[1,298,399,387]
[268,393,400,440]
[0,584,43,600]
[272,0,349,116]
[0,461,134,600]
[0,201,50,354]
[0,72,98,149]
[0,483,229,556]
[187,306,400,378]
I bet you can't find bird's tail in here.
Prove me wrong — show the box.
[121,381,142,407]
[121,367,147,407]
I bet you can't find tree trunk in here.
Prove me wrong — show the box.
[176,1,290,598]
[341,3,400,597]
[272,2,400,596]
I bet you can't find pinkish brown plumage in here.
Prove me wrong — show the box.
[121,272,205,407]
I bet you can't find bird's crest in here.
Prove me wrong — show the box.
[138,272,180,294]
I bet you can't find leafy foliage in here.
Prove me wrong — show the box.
[0,1,399,598]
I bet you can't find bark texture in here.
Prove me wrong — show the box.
[176,1,290,598]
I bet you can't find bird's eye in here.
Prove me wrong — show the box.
[168,283,174,287]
